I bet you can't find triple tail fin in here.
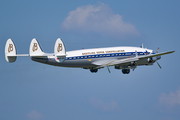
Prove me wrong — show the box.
[5,38,66,63]
[54,38,66,62]
[29,38,44,56]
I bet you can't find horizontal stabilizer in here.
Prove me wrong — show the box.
[7,54,29,57]
[16,54,29,56]
[30,53,54,57]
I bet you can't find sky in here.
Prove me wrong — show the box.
[0,0,180,120]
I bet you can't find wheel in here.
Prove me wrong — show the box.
[122,69,130,74]
[122,69,126,74]
[90,69,98,73]
[126,69,130,74]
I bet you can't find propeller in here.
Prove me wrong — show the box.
[155,47,162,69]
[107,66,111,73]
[157,62,162,69]
[156,47,159,53]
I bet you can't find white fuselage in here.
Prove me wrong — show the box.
[31,46,154,69]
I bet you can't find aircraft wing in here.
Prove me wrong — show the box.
[138,50,175,59]
[93,50,175,68]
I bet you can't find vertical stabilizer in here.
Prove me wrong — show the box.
[54,38,66,62]
[5,39,17,62]
[29,38,44,56]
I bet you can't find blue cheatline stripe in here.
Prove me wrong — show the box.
[65,52,151,60]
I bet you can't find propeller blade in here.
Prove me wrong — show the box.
[157,62,162,69]
[107,66,111,73]
[156,47,159,53]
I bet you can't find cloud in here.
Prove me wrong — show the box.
[27,110,43,120]
[61,3,140,39]
[159,88,180,107]
[90,98,119,112]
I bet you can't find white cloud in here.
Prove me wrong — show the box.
[90,98,119,112]
[27,110,43,120]
[61,3,140,39]
[159,88,180,107]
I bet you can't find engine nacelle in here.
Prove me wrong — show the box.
[147,57,157,63]
[115,65,136,70]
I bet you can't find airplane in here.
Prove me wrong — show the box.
[5,38,175,74]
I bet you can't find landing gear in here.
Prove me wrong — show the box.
[122,69,130,74]
[90,69,98,73]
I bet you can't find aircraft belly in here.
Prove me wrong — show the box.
[31,57,48,64]
[57,59,93,67]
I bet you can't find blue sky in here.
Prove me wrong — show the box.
[0,0,180,120]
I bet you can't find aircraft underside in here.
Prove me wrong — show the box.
[31,56,155,74]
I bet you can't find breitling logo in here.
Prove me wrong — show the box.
[32,43,38,52]
[8,44,13,53]
[57,43,63,52]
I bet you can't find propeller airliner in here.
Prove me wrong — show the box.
[5,38,174,74]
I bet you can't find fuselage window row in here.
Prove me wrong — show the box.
[65,52,147,60]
